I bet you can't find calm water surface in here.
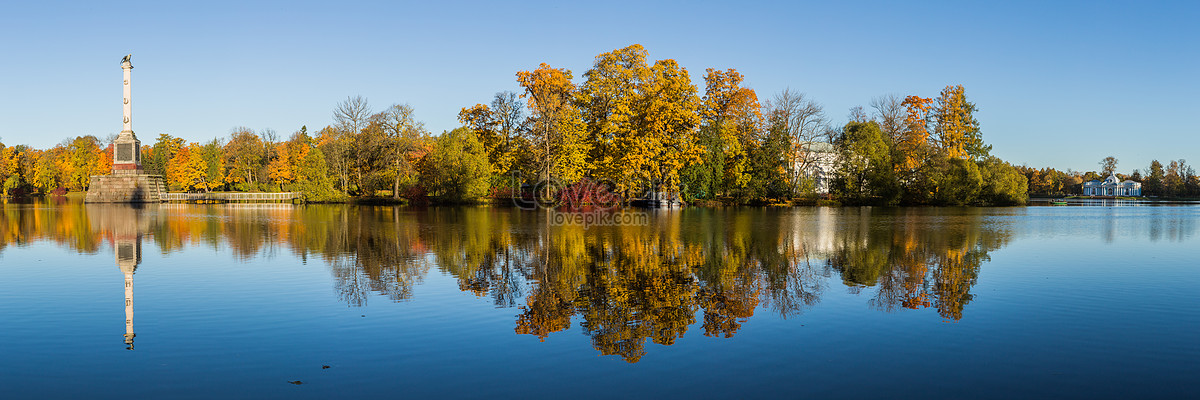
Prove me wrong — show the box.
[1,199,1197,399]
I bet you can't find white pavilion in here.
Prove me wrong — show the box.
[1082,173,1141,197]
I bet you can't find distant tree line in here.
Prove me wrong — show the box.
[1020,156,1200,198]
[32,44,1200,205]
[0,136,111,196]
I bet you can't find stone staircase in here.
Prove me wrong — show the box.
[84,173,167,203]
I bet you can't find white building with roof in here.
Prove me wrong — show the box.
[1082,173,1141,196]
[794,142,838,194]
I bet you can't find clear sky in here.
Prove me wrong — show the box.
[1,0,1196,173]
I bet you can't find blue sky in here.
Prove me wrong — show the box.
[1,0,1196,173]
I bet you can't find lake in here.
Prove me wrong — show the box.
[1,199,1196,399]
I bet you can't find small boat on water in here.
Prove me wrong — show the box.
[1051,199,1068,206]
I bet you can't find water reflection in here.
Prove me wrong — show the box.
[87,204,154,349]
[3,202,1195,362]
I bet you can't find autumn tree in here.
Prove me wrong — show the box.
[692,68,761,198]
[65,136,109,191]
[459,91,527,187]
[517,62,588,186]
[266,143,294,191]
[223,128,265,188]
[30,148,61,193]
[897,95,934,171]
[458,103,497,153]
[577,45,702,197]
[633,58,703,198]
[933,85,988,160]
[0,141,9,189]
[551,105,592,184]
[167,143,209,192]
[1,144,31,195]
[578,45,649,189]
[317,125,352,192]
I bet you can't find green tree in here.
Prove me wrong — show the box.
[833,121,896,204]
[745,120,790,199]
[1145,160,1164,196]
[932,156,982,205]
[296,146,340,201]
[199,139,225,191]
[147,134,185,177]
[978,156,1027,205]
[420,127,489,203]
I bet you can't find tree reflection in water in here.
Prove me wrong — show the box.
[1,202,1042,362]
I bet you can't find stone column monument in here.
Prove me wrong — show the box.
[113,54,142,172]
[85,54,167,203]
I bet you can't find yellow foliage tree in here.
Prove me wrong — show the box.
[578,45,702,196]
[634,59,703,196]
[701,68,762,194]
[266,143,294,191]
[517,63,588,185]
[933,85,986,159]
[551,106,591,183]
[167,143,209,192]
[578,45,650,189]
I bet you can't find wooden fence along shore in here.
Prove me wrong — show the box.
[161,192,303,203]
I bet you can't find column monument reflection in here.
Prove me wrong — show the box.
[87,204,152,349]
